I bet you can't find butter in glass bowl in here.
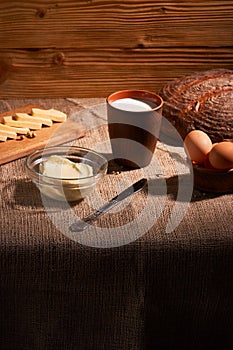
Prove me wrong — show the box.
[25,146,108,202]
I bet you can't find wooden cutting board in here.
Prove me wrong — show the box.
[0,104,86,165]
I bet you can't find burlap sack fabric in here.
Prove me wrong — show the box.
[0,99,233,349]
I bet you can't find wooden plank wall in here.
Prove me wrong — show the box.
[0,0,232,97]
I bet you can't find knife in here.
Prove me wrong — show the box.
[69,178,147,232]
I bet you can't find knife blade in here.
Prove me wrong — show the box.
[69,178,147,232]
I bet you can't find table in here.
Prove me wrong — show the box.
[0,98,233,350]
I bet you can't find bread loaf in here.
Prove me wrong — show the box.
[159,69,233,143]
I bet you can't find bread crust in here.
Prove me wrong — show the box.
[159,69,233,143]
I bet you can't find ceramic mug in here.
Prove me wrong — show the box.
[106,89,163,168]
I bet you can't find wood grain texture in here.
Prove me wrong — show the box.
[0,0,232,97]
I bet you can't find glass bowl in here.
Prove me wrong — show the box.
[25,146,108,202]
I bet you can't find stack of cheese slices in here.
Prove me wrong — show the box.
[0,108,67,142]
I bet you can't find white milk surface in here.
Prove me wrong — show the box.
[111,98,153,112]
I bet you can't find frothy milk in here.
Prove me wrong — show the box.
[110,98,156,112]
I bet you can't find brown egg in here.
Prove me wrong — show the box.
[209,142,233,170]
[203,149,223,172]
[203,143,219,169]
[184,130,212,164]
[204,153,216,169]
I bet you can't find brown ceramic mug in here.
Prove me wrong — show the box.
[106,89,163,168]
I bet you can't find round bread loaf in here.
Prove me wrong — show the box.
[159,69,233,143]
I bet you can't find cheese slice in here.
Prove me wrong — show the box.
[0,122,29,135]
[3,116,42,130]
[15,113,53,127]
[0,135,7,142]
[31,108,67,122]
[0,129,17,139]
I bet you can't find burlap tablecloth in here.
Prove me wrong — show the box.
[0,98,233,350]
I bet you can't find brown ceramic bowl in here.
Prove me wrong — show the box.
[193,164,233,193]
